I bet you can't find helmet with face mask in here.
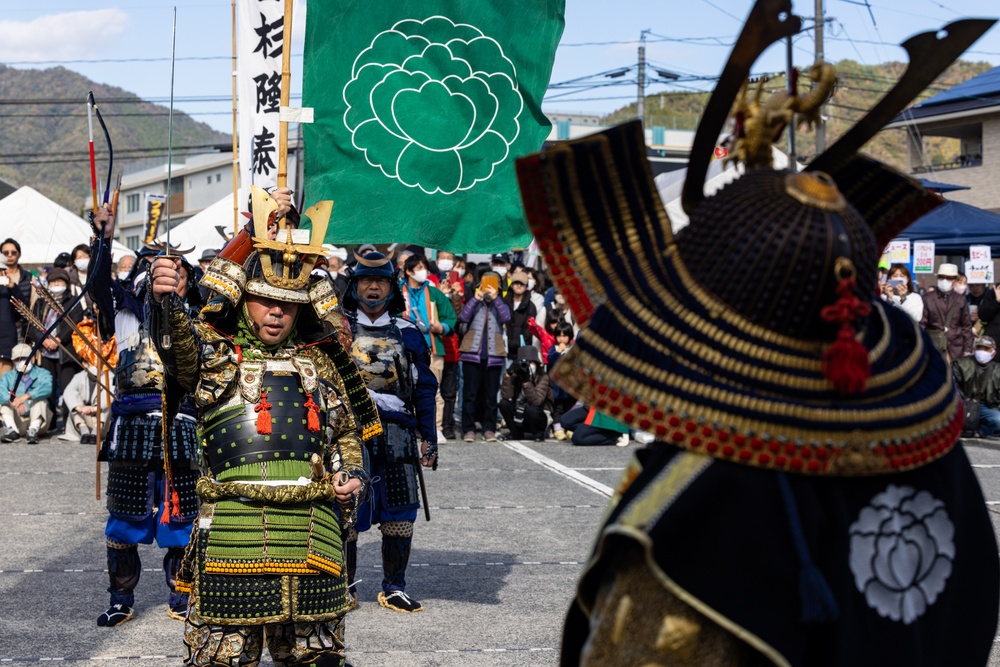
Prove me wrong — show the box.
[342,251,406,315]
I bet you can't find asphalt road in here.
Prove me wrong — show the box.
[2,435,999,666]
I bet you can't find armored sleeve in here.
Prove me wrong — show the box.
[310,347,364,473]
[151,299,201,396]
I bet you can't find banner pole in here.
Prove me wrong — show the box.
[231,0,239,235]
[277,0,293,190]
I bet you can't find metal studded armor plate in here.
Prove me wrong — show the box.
[202,365,326,477]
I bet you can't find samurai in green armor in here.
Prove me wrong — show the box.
[150,187,382,667]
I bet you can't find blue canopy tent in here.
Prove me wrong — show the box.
[893,200,1000,255]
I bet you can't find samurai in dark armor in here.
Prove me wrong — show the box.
[341,250,438,614]
[148,186,381,667]
[514,2,1000,665]
[90,205,205,627]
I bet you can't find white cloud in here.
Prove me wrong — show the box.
[0,9,128,63]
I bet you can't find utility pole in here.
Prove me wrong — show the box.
[815,0,826,153]
[637,30,648,126]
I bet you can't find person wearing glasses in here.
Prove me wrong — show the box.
[0,239,29,375]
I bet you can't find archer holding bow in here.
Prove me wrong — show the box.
[90,200,204,627]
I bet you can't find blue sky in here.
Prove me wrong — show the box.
[3,0,1000,134]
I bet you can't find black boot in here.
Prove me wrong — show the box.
[98,540,139,627]
[378,532,423,612]
[345,537,358,611]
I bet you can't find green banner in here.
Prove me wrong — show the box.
[303,2,564,253]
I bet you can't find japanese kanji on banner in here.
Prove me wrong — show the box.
[302,1,565,252]
[238,0,284,212]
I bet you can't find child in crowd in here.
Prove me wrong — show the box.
[547,322,577,440]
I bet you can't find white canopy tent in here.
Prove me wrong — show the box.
[0,186,130,265]
[656,148,802,232]
[157,193,237,263]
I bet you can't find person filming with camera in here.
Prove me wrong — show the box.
[499,345,552,441]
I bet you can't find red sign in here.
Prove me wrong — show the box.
[714,146,728,159]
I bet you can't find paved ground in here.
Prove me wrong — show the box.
[2,434,999,665]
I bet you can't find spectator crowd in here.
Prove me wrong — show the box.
[10,233,1000,447]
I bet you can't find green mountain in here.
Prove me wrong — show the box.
[606,59,994,171]
[0,65,229,214]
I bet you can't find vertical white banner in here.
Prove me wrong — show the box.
[238,0,285,214]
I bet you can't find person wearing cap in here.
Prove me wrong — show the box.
[490,252,511,295]
[952,335,1000,438]
[517,40,999,665]
[401,253,456,440]
[342,250,438,615]
[0,343,53,444]
[499,345,552,441]
[922,262,974,362]
[147,186,376,666]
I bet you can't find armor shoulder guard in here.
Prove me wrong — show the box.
[306,343,382,441]
[192,321,239,408]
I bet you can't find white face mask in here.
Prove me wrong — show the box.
[455,268,466,278]
[117,271,131,281]
[527,279,536,291]
[437,259,454,273]
[411,269,428,284]
[75,258,89,272]
[493,265,508,277]
[975,349,995,364]
[15,361,30,373]
[49,284,67,296]
[937,279,953,293]
[954,283,968,295]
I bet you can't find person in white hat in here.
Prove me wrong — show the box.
[0,343,54,444]
[922,262,974,362]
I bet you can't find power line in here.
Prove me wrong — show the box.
[2,55,240,65]
[699,0,744,23]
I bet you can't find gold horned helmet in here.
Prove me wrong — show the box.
[244,185,333,303]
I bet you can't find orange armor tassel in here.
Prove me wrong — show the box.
[255,390,273,434]
[160,475,171,524]
[304,394,321,432]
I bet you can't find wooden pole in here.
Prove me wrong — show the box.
[232,0,239,235]
[276,0,293,189]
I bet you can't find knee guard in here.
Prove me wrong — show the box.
[378,521,413,539]
[106,538,140,606]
